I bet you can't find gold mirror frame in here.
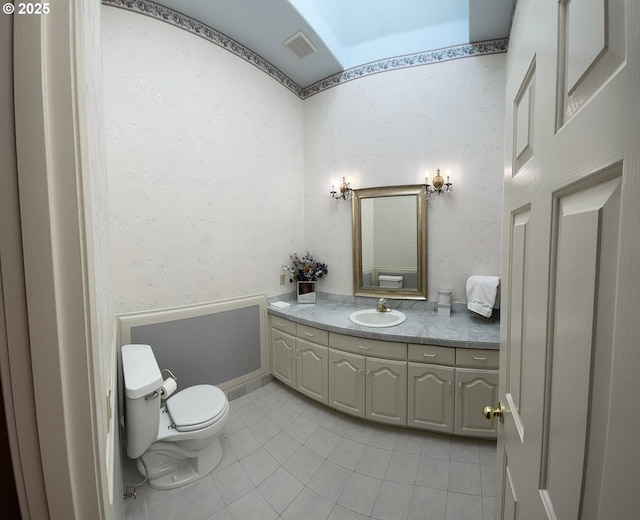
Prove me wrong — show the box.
[352,185,427,300]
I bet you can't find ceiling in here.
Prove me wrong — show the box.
[152,0,514,88]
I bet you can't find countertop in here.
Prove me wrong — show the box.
[267,298,500,350]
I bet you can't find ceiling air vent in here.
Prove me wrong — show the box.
[283,30,318,60]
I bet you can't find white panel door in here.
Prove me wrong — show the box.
[271,329,295,388]
[497,0,640,517]
[407,362,454,433]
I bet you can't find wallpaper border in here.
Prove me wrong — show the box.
[102,0,508,99]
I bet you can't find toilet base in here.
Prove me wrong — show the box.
[138,436,224,489]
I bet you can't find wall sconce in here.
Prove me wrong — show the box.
[424,169,453,199]
[330,177,353,201]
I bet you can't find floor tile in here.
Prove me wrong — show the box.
[282,487,334,520]
[483,496,496,520]
[240,447,279,485]
[227,488,278,520]
[236,403,266,427]
[322,412,355,436]
[368,426,399,451]
[268,404,300,429]
[146,492,187,520]
[247,416,281,445]
[286,395,312,414]
[408,486,447,520]
[343,420,374,444]
[263,430,301,464]
[221,412,246,438]
[309,460,354,501]
[302,403,333,425]
[284,415,319,443]
[229,395,252,410]
[371,480,413,520]
[421,433,452,460]
[415,455,450,491]
[257,467,304,514]
[480,464,497,497]
[206,508,233,520]
[448,461,482,495]
[445,491,483,520]
[227,427,261,459]
[305,427,341,458]
[479,440,497,466]
[327,437,366,470]
[385,451,419,484]
[328,505,371,520]
[355,445,393,479]
[394,430,424,454]
[337,472,382,516]
[212,461,255,505]
[252,394,283,415]
[283,445,325,484]
[450,438,480,464]
[180,475,226,520]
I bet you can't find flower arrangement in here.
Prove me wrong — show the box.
[289,252,328,282]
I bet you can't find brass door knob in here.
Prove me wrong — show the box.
[483,402,505,423]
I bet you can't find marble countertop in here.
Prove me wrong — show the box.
[267,298,500,350]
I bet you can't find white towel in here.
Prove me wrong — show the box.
[466,276,500,318]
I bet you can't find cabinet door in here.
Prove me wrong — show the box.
[328,349,365,418]
[454,368,499,438]
[271,328,296,388]
[408,362,454,433]
[296,339,328,405]
[366,358,407,426]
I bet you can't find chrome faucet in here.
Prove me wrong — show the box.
[377,298,391,312]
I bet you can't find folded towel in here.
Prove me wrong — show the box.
[270,301,291,310]
[466,276,500,318]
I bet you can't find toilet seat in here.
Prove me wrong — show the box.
[166,385,228,432]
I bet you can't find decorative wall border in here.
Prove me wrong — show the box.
[103,0,508,100]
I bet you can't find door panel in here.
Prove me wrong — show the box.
[295,339,328,404]
[328,349,365,417]
[271,330,295,387]
[407,362,454,433]
[365,358,407,426]
[541,175,621,519]
[455,369,498,438]
[498,0,638,517]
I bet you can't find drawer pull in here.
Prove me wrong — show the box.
[473,356,487,361]
[276,321,287,327]
[358,368,363,382]
[304,332,315,337]
[358,345,371,350]
[423,353,437,358]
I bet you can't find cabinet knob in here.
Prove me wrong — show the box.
[483,402,505,424]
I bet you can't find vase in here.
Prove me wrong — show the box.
[296,281,317,304]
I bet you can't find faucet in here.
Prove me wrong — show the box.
[377,298,391,312]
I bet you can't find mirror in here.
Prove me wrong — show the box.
[352,185,427,300]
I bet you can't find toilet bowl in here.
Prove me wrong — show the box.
[122,344,229,489]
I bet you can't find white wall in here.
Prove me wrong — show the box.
[303,55,505,302]
[103,7,505,310]
[103,7,304,313]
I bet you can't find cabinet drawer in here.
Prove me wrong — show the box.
[408,344,455,366]
[456,349,499,369]
[297,324,329,346]
[270,316,296,336]
[329,332,407,361]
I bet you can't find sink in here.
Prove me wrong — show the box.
[349,309,406,328]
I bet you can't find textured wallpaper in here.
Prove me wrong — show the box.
[103,6,504,311]
[303,56,506,302]
[102,7,304,313]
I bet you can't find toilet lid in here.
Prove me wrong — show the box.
[165,384,227,432]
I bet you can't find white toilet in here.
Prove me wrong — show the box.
[378,274,403,288]
[121,344,229,489]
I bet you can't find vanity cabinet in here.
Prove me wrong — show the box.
[454,349,499,438]
[269,315,499,438]
[328,349,407,426]
[270,317,328,405]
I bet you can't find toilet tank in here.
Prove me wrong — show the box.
[378,275,403,288]
[122,344,164,459]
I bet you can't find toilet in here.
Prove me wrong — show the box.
[121,344,229,489]
[378,274,403,288]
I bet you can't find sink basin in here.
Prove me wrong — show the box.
[349,309,406,328]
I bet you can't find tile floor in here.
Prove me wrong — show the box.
[123,380,497,520]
